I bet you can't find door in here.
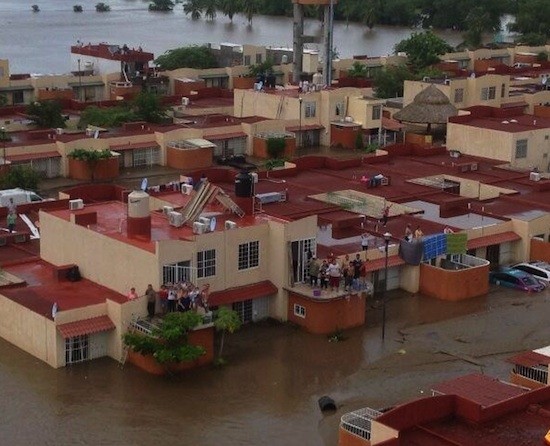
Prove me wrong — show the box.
[486,244,500,270]
[290,238,316,283]
[233,299,253,323]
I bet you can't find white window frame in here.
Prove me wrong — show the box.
[293,303,306,318]
[454,88,464,103]
[197,249,216,278]
[371,105,382,120]
[238,240,260,270]
[65,335,90,364]
[304,102,316,118]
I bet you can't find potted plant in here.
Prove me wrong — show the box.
[67,148,119,181]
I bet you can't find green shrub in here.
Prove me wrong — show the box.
[266,137,286,159]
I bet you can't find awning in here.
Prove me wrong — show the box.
[110,141,159,151]
[209,280,277,307]
[0,85,34,92]
[382,116,404,131]
[199,73,229,79]
[501,101,528,109]
[507,351,550,367]
[204,131,247,141]
[363,255,405,273]
[7,151,61,162]
[57,315,115,339]
[467,231,521,250]
[68,81,105,87]
[285,124,324,132]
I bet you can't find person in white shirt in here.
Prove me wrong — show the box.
[326,259,342,292]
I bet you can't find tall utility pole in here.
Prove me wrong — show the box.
[323,0,335,87]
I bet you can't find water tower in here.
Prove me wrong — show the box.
[292,0,337,86]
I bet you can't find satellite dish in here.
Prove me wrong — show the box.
[209,217,217,232]
[141,178,148,191]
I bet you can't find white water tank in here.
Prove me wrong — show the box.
[128,190,150,218]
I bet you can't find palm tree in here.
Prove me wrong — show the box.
[241,0,259,25]
[183,0,203,20]
[213,306,241,364]
[363,0,379,30]
[219,0,240,22]
[31,4,40,12]
[203,0,217,21]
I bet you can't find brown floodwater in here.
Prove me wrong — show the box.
[1,286,548,446]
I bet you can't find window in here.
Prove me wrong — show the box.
[454,88,464,103]
[65,335,89,364]
[304,102,316,118]
[515,139,528,159]
[197,249,216,278]
[501,83,506,98]
[238,241,259,270]
[481,86,496,101]
[372,105,382,120]
[255,53,263,64]
[12,90,24,104]
[244,55,251,66]
[335,102,344,117]
[293,303,306,318]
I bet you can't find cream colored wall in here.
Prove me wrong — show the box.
[40,211,158,295]
[302,52,320,74]
[0,294,58,367]
[512,130,550,171]
[466,74,508,108]
[446,123,513,162]
[511,215,550,261]
[241,119,287,154]
[370,420,398,445]
[347,96,384,130]
[400,264,420,293]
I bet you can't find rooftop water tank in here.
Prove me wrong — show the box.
[128,190,150,218]
[235,171,253,198]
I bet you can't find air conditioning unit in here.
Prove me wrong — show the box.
[192,221,206,234]
[163,206,174,216]
[198,217,211,229]
[530,172,541,182]
[225,220,237,230]
[250,172,259,184]
[444,79,451,85]
[56,127,64,135]
[181,184,193,195]
[182,97,190,106]
[168,211,184,227]
[69,199,84,210]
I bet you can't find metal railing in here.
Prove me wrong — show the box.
[340,407,382,440]
[513,364,549,385]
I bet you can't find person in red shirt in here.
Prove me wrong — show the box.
[158,285,169,314]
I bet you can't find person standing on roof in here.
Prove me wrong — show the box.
[145,284,157,318]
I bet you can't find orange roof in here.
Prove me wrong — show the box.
[507,351,550,367]
[363,255,405,273]
[57,315,115,339]
[109,141,159,151]
[209,280,277,306]
[467,231,520,250]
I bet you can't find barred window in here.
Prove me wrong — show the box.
[515,139,528,159]
[305,102,316,118]
[238,241,259,270]
[454,88,464,103]
[372,105,382,120]
[197,249,216,278]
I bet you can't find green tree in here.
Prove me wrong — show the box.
[123,312,205,365]
[133,92,167,124]
[73,5,83,12]
[95,2,111,12]
[0,166,42,190]
[241,0,259,24]
[266,137,286,159]
[202,0,217,20]
[67,149,113,182]
[31,5,40,12]
[0,94,7,107]
[373,65,415,98]
[183,0,203,19]
[26,101,66,129]
[395,31,452,73]
[347,61,368,78]
[154,45,218,70]
[515,33,548,46]
[510,0,550,40]
[149,0,174,11]
[362,0,380,30]
[214,307,242,364]
[219,0,241,22]
[79,105,136,128]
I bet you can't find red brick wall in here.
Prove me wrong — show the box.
[253,137,296,159]
[166,147,212,170]
[68,157,119,181]
[287,291,366,335]
[419,263,489,301]
[331,124,361,150]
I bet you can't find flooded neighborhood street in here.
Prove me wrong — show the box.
[1,285,549,445]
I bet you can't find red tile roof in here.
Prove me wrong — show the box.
[203,131,247,141]
[467,231,521,250]
[431,373,527,407]
[363,255,405,273]
[382,116,404,131]
[285,124,324,132]
[507,351,550,368]
[6,151,61,162]
[57,315,115,339]
[110,141,159,151]
[208,280,277,306]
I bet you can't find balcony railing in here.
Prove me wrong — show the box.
[340,407,382,440]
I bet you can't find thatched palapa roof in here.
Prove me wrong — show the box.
[394,84,458,125]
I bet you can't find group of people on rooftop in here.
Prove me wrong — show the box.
[127,282,211,318]
[307,253,369,293]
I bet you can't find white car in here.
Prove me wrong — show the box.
[511,262,550,287]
